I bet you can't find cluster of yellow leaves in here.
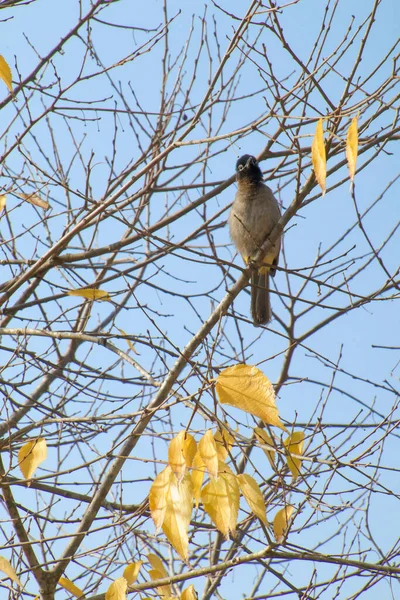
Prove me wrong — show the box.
[58,560,143,599]
[9,363,302,599]
[150,437,195,560]
[312,116,359,194]
[150,427,270,558]
[148,364,305,559]
[103,555,195,600]
[2,552,195,600]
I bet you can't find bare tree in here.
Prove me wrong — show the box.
[0,0,399,599]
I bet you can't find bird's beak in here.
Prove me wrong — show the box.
[246,157,255,169]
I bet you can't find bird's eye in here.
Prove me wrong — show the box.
[237,164,244,171]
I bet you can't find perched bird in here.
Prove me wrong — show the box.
[228,154,281,325]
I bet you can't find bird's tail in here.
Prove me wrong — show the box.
[251,271,271,325]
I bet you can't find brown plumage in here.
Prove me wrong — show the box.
[228,155,281,325]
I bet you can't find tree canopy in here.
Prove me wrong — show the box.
[0,1,399,599]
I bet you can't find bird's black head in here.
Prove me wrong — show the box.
[235,154,263,183]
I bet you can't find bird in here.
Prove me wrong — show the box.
[228,154,281,325]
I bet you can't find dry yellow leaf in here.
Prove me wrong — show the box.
[117,328,138,354]
[0,556,22,587]
[105,577,127,600]
[183,433,197,467]
[198,430,219,479]
[168,432,196,481]
[162,473,193,561]
[18,438,47,482]
[214,427,234,461]
[148,567,171,598]
[168,432,187,482]
[0,55,12,92]
[181,584,197,600]
[216,365,287,432]
[18,193,50,210]
[254,428,276,470]
[201,462,239,539]
[284,431,305,480]
[273,505,294,543]
[123,561,142,585]
[191,452,206,508]
[68,288,110,302]
[59,577,85,598]
[346,116,358,183]
[149,466,171,531]
[147,554,168,577]
[237,474,268,525]
[311,118,326,194]
[0,195,6,212]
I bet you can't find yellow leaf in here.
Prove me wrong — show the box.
[181,584,197,600]
[214,427,234,461]
[191,452,206,508]
[311,118,326,194]
[149,466,171,530]
[346,116,358,183]
[198,430,219,479]
[149,568,171,598]
[168,432,187,482]
[0,556,22,587]
[273,505,294,543]
[123,561,142,585]
[105,577,127,600]
[216,365,287,432]
[168,432,196,481]
[284,431,305,480]
[254,428,276,470]
[18,438,47,482]
[147,554,168,577]
[183,433,197,467]
[59,577,85,598]
[201,462,239,539]
[117,328,138,354]
[237,474,268,525]
[18,193,50,210]
[0,55,12,92]
[162,473,193,561]
[68,288,110,302]
[0,195,6,212]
